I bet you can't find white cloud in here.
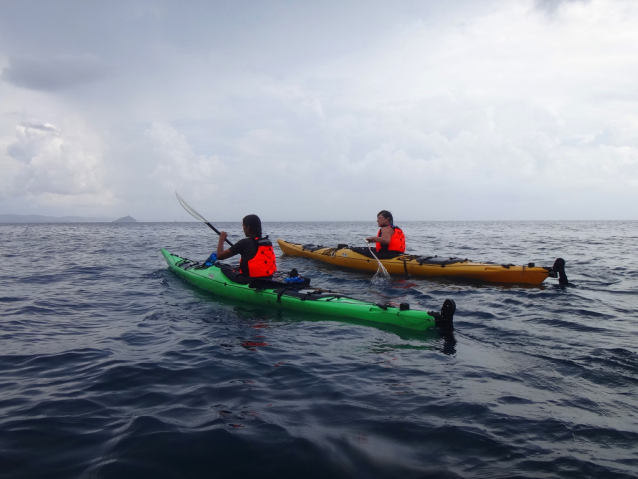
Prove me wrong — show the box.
[1,119,115,207]
[147,122,225,195]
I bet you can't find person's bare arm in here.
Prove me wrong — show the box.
[365,226,393,245]
[216,232,235,260]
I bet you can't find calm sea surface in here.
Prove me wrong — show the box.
[1,221,637,479]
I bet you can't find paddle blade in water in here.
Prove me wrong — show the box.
[176,191,209,223]
[372,263,391,283]
[363,238,391,282]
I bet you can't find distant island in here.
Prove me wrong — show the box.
[113,216,138,223]
[0,214,114,223]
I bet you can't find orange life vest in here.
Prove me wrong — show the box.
[376,226,406,253]
[241,237,277,277]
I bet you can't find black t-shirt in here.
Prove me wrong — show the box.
[229,237,258,274]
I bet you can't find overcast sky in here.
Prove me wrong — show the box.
[1,0,637,221]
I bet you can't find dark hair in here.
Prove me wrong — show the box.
[242,214,262,238]
[377,210,394,224]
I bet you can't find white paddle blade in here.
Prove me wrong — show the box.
[175,191,209,223]
[363,237,391,280]
[375,263,391,280]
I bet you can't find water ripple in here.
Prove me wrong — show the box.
[0,221,637,478]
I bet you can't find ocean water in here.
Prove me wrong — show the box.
[0,221,637,479]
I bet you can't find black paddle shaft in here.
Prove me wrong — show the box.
[206,222,234,247]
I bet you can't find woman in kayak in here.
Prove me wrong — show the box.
[365,210,406,256]
[217,214,277,277]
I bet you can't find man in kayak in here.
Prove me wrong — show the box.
[216,214,277,277]
[365,210,406,257]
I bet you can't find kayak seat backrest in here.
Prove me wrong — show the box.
[416,256,469,266]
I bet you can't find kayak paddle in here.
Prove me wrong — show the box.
[175,191,234,246]
[364,238,391,280]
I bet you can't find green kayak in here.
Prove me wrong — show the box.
[161,249,455,331]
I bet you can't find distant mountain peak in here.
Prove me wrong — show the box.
[113,216,137,223]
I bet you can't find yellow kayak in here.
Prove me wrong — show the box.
[277,240,568,285]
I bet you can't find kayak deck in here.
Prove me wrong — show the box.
[277,240,567,285]
[161,248,455,331]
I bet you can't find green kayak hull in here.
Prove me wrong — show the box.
[161,249,454,331]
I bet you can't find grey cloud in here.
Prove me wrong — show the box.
[534,0,591,14]
[19,122,60,133]
[1,55,112,91]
